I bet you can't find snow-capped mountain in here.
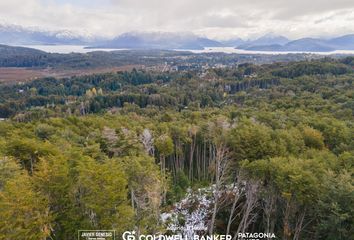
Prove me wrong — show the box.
[89,31,224,50]
[1,23,354,52]
[0,24,95,45]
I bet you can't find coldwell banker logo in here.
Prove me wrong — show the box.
[78,230,115,240]
[122,231,276,240]
[122,231,137,240]
[123,231,232,240]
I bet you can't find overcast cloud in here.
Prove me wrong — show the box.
[0,0,353,40]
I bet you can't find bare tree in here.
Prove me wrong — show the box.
[207,117,233,235]
[262,187,277,239]
[102,127,118,144]
[79,102,86,115]
[140,128,154,156]
[283,198,292,240]
[188,125,198,181]
[234,180,259,240]
[281,196,309,240]
[293,208,306,240]
[209,143,231,235]
[226,172,244,235]
[102,126,119,157]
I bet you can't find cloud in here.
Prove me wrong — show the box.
[0,0,353,39]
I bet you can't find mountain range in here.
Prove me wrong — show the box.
[90,32,354,52]
[89,32,223,50]
[234,33,289,49]
[0,24,94,45]
[242,35,354,52]
[0,24,353,52]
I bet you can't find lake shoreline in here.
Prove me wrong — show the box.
[14,45,354,55]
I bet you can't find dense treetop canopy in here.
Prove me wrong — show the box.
[0,57,353,240]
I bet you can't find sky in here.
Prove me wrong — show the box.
[0,0,353,40]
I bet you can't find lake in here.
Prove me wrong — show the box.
[20,45,126,54]
[20,45,354,55]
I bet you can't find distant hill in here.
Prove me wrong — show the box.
[327,34,354,50]
[241,34,354,52]
[221,38,245,47]
[280,38,334,52]
[89,32,224,50]
[0,44,51,67]
[237,33,289,49]
[0,44,45,55]
[245,44,284,51]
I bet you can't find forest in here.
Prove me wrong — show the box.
[0,57,353,240]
